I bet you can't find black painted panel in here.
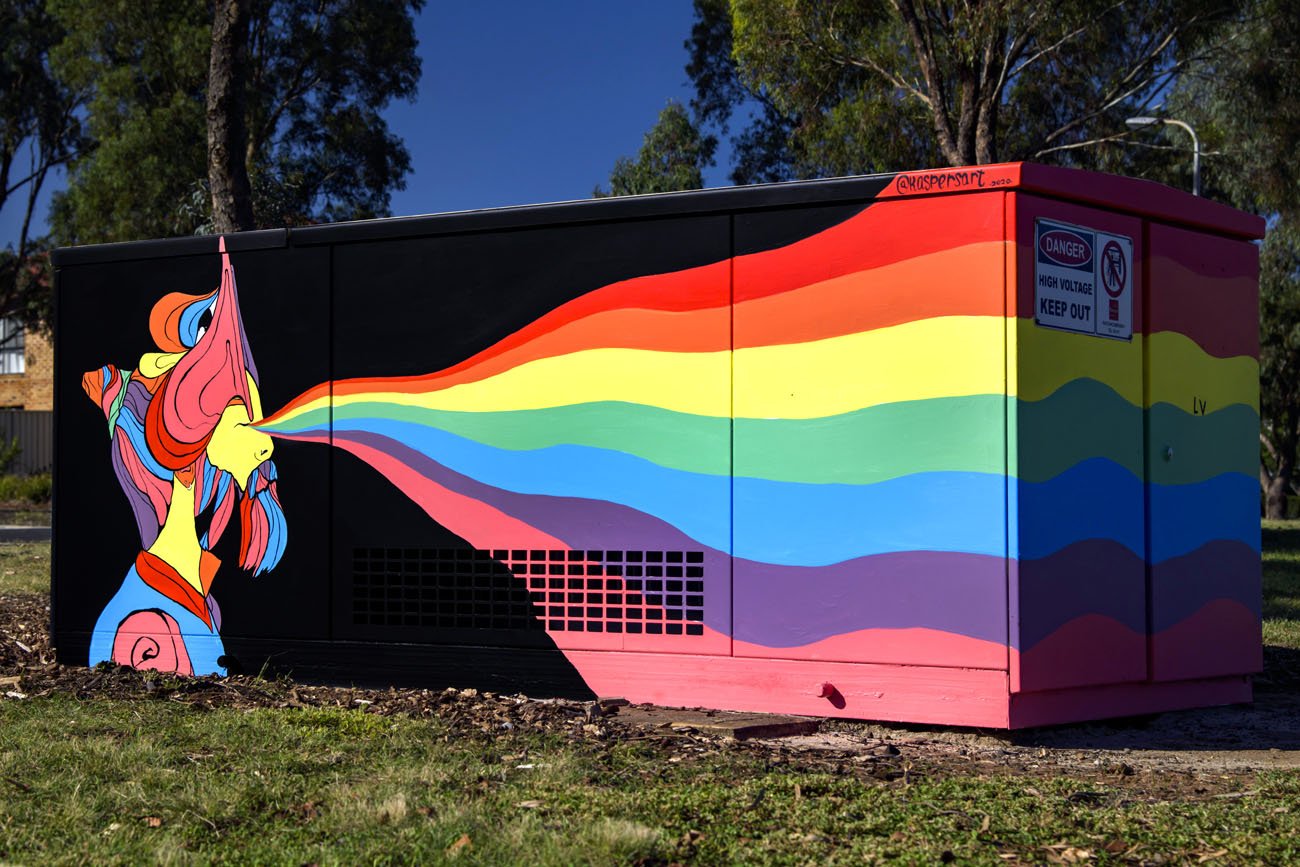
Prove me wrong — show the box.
[53,246,332,664]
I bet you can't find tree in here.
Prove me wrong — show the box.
[0,0,84,331]
[1168,0,1300,516]
[595,101,717,198]
[1258,221,1300,518]
[688,0,1241,182]
[48,0,423,244]
[207,0,256,233]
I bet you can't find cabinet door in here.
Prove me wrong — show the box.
[327,217,732,658]
[1146,224,1261,680]
[732,193,1009,670]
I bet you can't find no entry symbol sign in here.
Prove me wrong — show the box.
[1101,240,1127,298]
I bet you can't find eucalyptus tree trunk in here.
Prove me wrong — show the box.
[207,0,255,233]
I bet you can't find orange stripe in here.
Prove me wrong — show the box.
[735,194,1004,302]
[734,242,1005,348]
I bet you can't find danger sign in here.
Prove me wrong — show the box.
[1034,219,1132,341]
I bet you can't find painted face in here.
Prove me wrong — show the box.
[206,374,274,490]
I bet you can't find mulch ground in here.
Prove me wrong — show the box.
[0,591,1280,800]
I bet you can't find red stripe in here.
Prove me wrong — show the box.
[134,550,213,630]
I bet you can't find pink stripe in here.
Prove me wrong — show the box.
[733,626,1006,670]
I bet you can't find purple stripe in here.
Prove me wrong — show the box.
[1150,539,1261,626]
[1015,539,1262,650]
[122,377,152,419]
[1015,539,1145,649]
[734,552,1007,646]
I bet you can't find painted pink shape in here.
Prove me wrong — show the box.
[111,610,195,676]
[159,236,254,449]
[339,438,569,549]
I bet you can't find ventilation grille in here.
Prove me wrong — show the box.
[352,548,706,636]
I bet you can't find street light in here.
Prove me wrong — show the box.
[1125,116,1201,196]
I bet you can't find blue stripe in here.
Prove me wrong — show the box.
[338,420,1007,565]
[335,419,1256,567]
[1015,458,1259,561]
[116,406,172,481]
[1148,472,1261,561]
[734,472,1006,565]
[337,418,732,553]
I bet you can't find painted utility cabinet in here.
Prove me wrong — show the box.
[51,163,1264,727]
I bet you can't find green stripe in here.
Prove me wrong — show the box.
[1015,379,1258,484]
[284,383,1255,486]
[331,397,1006,484]
[334,401,731,476]
[1147,401,1258,485]
[1015,379,1143,483]
[734,395,1005,483]
[262,404,331,434]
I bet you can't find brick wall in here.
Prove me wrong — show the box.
[0,329,53,410]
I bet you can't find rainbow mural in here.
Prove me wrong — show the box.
[253,189,1261,701]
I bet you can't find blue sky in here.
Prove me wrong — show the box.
[0,0,731,249]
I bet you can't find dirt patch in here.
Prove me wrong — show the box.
[4,591,1297,798]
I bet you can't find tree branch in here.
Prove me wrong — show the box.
[1032,131,1133,157]
[890,0,963,165]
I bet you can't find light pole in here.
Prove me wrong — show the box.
[1125,116,1201,196]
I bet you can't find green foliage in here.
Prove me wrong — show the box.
[46,0,210,243]
[1169,0,1300,510]
[0,0,83,330]
[1169,0,1300,214]
[0,437,20,474]
[689,0,1242,180]
[1258,220,1300,504]
[47,0,422,244]
[0,473,52,505]
[595,102,717,198]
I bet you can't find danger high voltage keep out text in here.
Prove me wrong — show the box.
[1033,218,1132,340]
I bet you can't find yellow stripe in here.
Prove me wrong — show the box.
[1145,330,1259,413]
[272,317,1258,423]
[337,348,733,416]
[1016,322,1259,411]
[1015,321,1143,406]
[734,316,1005,418]
[319,317,1000,419]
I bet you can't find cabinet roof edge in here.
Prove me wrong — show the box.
[50,163,1264,266]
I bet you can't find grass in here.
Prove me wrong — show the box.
[0,528,1297,864]
[1,696,1298,865]
[1262,520,1300,649]
[0,541,49,595]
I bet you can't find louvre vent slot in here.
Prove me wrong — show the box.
[352,548,706,636]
